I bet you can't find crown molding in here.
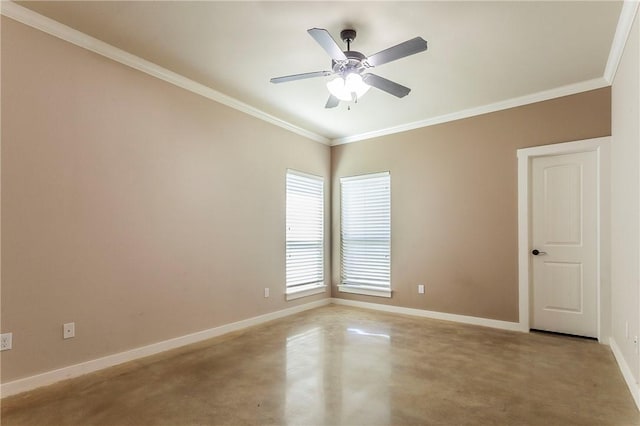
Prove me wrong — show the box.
[604,0,640,84]
[0,1,330,145]
[331,77,610,146]
[2,1,627,147]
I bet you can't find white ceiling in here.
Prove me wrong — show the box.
[14,1,623,142]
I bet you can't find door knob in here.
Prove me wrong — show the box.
[531,249,547,256]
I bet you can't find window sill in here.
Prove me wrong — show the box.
[286,284,327,301]
[338,285,392,298]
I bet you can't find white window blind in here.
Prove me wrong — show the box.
[340,172,391,297]
[286,170,324,294]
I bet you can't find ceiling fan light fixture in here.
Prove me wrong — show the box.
[326,73,371,102]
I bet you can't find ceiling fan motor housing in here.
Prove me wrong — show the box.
[331,50,367,76]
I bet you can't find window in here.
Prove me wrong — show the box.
[340,172,391,298]
[285,170,325,300]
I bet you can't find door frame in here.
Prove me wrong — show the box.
[517,137,610,341]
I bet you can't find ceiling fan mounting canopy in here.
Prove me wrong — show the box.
[270,27,428,108]
[340,29,357,44]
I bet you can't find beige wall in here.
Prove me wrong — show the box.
[1,17,330,382]
[611,8,640,382]
[0,12,617,385]
[331,88,611,322]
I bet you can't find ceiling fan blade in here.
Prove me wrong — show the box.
[365,37,428,67]
[270,70,332,84]
[307,28,348,62]
[325,94,340,109]
[363,73,411,98]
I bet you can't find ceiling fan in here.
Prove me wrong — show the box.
[270,28,428,109]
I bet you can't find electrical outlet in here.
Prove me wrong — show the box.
[418,284,425,294]
[626,321,629,339]
[264,288,269,298]
[0,333,12,351]
[63,322,75,339]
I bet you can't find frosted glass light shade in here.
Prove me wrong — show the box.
[326,73,371,101]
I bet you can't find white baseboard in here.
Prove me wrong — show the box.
[609,337,640,410]
[331,298,526,332]
[10,296,634,401]
[0,298,329,398]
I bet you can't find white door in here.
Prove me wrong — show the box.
[531,151,598,338]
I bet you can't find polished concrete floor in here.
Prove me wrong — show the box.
[2,305,639,425]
